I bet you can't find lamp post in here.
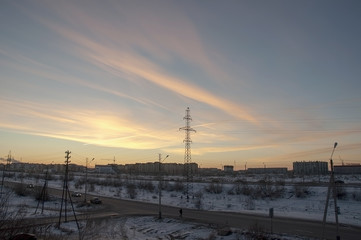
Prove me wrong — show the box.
[84,157,94,203]
[322,142,339,239]
[158,154,169,219]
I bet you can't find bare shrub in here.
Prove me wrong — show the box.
[217,226,232,236]
[194,190,203,210]
[205,182,223,194]
[245,197,255,210]
[336,184,347,200]
[294,183,310,198]
[275,179,285,186]
[74,178,85,190]
[114,186,122,197]
[45,173,55,181]
[228,182,246,195]
[112,179,123,188]
[126,183,137,199]
[137,181,155,192]
[246,222,268,240]
[241,184,254,196]
[227,187,235,195]
[244,179,284,200]
[89,183,95,192]
[352,190,361,201]
[161,180,169,190]
[0,191,29,239]
[17,172,25,181]
[173,181,184,192]
[14,183,28,197]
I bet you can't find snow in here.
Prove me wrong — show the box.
[69,175,361,226]
[2,173,361,239]
[37,216,317,240]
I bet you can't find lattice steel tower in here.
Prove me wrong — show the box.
[179,107,196,201]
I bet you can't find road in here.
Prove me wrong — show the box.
[98,195,361,240]
[5,181,361,239]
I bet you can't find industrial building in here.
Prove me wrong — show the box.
[334,164,361,174]
[247,167,288,174]
[293,161,328,175]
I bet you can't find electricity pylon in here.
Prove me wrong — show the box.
[179,107,196,201]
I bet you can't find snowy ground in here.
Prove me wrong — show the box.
[2,188,318,239]
[2,173,361,239]
[50,215,319,240]
[58,174,361,227]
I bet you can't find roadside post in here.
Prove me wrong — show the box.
[269,208,274,234]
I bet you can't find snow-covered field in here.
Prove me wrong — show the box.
[48,215,319,240]
[62,174,361,226]
[2,173,361,239]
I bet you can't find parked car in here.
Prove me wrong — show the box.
[90,197,102,204]
[72,192,82,197]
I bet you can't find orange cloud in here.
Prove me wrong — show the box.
[26,2,260,125]
[0,98,180,150]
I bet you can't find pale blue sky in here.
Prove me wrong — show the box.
[1,0,360,169]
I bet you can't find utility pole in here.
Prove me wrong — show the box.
[179,107,196,202]
[58,150,80,231]
[322,142,340,240]
[1,151,12,195]
[84,157,94,203]
[35,163,50,214]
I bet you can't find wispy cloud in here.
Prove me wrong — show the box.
[253,142,361,165]
[2,1,360,165]
[0,98,179,150]
[27,1,260,125]
[1,1,263,154]
[167,144,276,156]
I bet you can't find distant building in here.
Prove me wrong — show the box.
[198,168,222,176]
[334,164,361,174]
[95,164,116,174]
[247,167,287,174]
[293,161,328,175]
[223,165,234,173]
[69,164,85,173]
[123,162,198,175]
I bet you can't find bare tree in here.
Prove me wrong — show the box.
[0,191,29,239]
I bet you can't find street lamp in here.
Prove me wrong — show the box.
[158,154,169,219]
[322,142,339,239]
[84,157,95,203]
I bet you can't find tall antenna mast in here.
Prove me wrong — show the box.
[179,107,196,201]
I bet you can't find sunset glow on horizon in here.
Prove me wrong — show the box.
[1,0,361,169]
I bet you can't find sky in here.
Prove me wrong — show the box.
[1,0,361,169]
